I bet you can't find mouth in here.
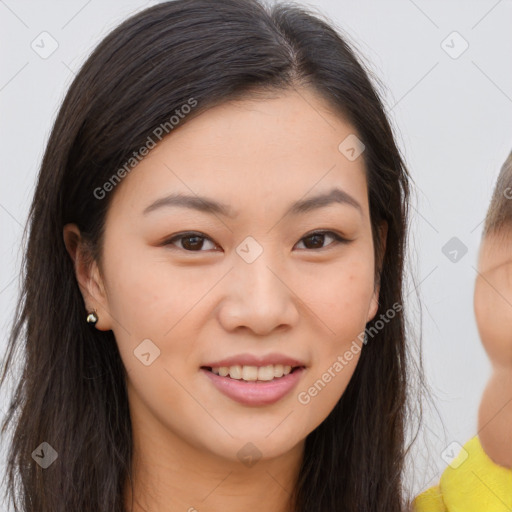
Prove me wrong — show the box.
[200,364,306,406]
[200,364,305,383]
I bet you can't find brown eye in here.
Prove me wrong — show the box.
[295,230,349,250]
[163,229,349,253]
[164,232,218,252]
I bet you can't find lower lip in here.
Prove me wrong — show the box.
[201,367,305,406]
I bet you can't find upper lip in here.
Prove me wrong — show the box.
[201,352,306,369]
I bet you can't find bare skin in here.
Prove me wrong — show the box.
[63,87,386,512]
[474,228,512,468]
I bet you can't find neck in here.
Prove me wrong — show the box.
[123,412,304,512]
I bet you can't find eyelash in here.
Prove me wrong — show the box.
[163,230,350,253]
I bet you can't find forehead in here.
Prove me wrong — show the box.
[479,228,512,273]
[107,87,369,220]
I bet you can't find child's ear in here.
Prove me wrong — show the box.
[62,223,112,331]
[367,220,388,323]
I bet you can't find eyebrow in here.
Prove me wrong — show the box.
[142,187,363,218]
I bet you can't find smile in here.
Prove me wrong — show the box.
[201,366,306,406]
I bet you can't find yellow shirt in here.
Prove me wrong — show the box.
[413,435,512,511]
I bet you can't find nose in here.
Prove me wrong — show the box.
[216,250,300,336]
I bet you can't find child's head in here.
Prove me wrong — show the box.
[474,150,512,468]
[474,150,512,365]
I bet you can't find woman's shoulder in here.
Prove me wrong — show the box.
[412,435,512,511]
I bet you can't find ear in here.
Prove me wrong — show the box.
[367,220,388,323]
[63,223,112,331]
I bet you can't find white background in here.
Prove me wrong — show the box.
[1,0,511,507]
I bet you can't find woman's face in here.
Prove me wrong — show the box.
[71,87,382,463]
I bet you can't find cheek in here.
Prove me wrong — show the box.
[102,240,209,335]
[293,253,375,421]
[475,281,512,365]
[295,340,362,439]
[102,254,207,426]
[295,252,375,335]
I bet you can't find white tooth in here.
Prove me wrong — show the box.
[210,364,298,380]
[258,365,275,381]
[242,365,259,381]
[273,364,284,378]
[229,365,242,379]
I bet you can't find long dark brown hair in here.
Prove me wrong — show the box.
[1,0,427,510]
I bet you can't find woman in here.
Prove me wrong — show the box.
[0,1,509,511]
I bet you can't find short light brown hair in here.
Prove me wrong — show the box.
[483,149,512,237]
